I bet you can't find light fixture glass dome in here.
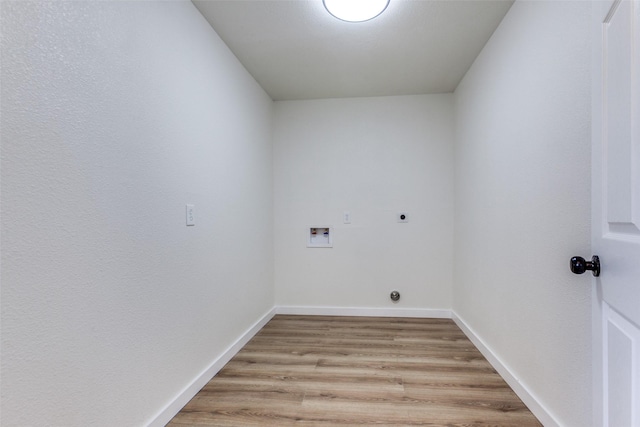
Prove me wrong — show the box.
[323,0,390,22]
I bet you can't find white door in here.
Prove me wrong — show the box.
[591,0,640,425]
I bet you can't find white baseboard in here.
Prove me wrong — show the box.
[147,307,276,427]
[275,305,451,319]
[451,312,560,427]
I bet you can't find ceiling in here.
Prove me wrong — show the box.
[193,0,514,101]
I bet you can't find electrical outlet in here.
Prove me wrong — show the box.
[186,204,195,226]
[343,211,351,224]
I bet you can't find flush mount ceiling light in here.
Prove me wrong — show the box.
[323,0,390,22]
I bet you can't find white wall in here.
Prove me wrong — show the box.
[2,0,596,425]
[1,1,273,426]
[453,1,592,425]
[274,95,454,311]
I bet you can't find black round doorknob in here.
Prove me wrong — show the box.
[570,255,600,277]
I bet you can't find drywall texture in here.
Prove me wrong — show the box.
[1,1,273,425]
[274,95,454,310]
[453,1,591,425]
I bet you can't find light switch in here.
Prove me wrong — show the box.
[186,204,195,226]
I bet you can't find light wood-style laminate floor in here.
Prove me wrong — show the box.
[168,315,542,426]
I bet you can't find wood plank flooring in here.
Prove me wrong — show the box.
[168,315,542,426]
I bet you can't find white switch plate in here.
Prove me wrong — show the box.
[343,211,351,224]
[397,212,408,223]
[186,204,195,226]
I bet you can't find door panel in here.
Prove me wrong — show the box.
[603,303,640,426]
[604,0,634,224]
[593,0,640,425]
